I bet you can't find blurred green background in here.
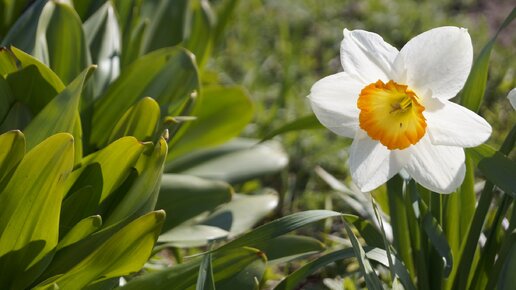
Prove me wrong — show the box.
[208,0,515,213]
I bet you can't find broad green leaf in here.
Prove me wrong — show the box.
[214,210,341,253]
[107,97,160,144]
[0,102,32,132]
[202,193,278,237]
[35,0,91,84]
[256,235,325,263]
[477,151,516,197]
[141,0,188,53]
[35,211,165,290]
[0,133,74,289]
[0,76,14,129]
[215,253,266,290]
[183,0,215,68]
[343,220,384,290]
[119,15,147,68]
[158,225,229,248]
[60,185,102,237]
[104,138,168,227]
[261,114,324,142]
[64,136,145,203]
[0,47,18,77]
[157,174,233,231]
[196,252,215,290]
[0,0,30,37]
[121,247,266,290]
[460,8,515,112]
[9,46,65,92]
[83,1,121,98]
[6,65,60,115]
[91,47,199,148]
[57,215,102,250]
[1,0,47,52]
[175,139,288,184]
[168,86,254,160]
[0,130,25,188]
[72,0,105,21]
[23,66,95,161]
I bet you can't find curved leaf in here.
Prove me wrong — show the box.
[168,86,254,160]
[157,174,233,231]
[35,211,165,289]
[0,133,74,289]
[91,47,199,148]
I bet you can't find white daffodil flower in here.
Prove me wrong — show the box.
[309,27,492,194]
[508,88,516,110]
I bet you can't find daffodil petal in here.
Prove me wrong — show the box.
[341,29,398,84]
[309,72,363,138]
[405,136,466,194]
[508,88,516,110]
[394,26,472,100]
[349,132,402,192]
[425,98,492,147]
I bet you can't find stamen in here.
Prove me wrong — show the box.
[357,80,426,150]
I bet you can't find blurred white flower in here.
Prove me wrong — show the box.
[309,27,492,193]
[508,88,516,110]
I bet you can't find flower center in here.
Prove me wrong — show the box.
[357,80,426,150]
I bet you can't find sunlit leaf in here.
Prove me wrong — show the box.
[35,211,165,289]
[0,133,74,289]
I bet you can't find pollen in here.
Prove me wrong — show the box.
[357,80,426,150]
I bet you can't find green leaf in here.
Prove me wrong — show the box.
[156,174,233,232]
[196,252,215,290]
[158,225,229,248]
[1,0,47,53]
[104,138,168,227]
[275,247,413,290]
[35,210,165,289]
[343,220,384,290]
[23,65,95,161]
[0,102,32,132]
[460,8,515,112]
[261,114,324,142]
[35,0,92,84]
[9,46,65,92]
[174,139,288,184]
[0,47,18,77]
[183,0,215,68]
[256,235,325,263]
[168,86,254,160]
[83,1,121,98]
[343,214,384,249]
[64,136,145,204]
[202,193,278,237]
[121,247,266,290]
[57,215,102,250]
[91,47,199,148]
[107,97,160,144]
[477,151,516,197]
[0,130,25,187]
[214,210,341,253]
[0,0,31,37]
[0,133,74,289]
[141,0,188,53]
[6,65,60,115]
[408,182,453,277]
